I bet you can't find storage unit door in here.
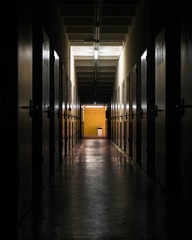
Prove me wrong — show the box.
[114,89,117,144]
[54,51,60,171]
[123,79,127,152]
[155,29,166,188]
[126,73,132,156]
[180,7,192,212]
[18,4,33,221]
[111,102,113,141]
[122,80,125,151]
[117,86,120,147]
[66,78,69,155]
[120,122,122,148]
[131,64,137,161]
[141,50,148,172]
[42,29,50,188]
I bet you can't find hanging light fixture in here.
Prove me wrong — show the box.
[93,0,102,60]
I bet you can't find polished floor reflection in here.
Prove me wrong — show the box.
[19,139,191,239]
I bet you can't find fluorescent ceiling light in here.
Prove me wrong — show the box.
[94,49,99,59]
[71,45,123,58]
[71,46,94,56]
[84,105,104,108]
[99,46,123,56]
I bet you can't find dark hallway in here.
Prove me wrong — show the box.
[19,139,191,239]
[1,0,192,239]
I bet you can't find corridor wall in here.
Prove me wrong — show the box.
[32,0,81,218]
[0,0,81,227]
[111,0,192,213]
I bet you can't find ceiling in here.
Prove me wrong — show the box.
[57,0,141,104]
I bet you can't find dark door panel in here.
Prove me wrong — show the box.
[42,29,50,188]
[141,50,148,172]
[121,80,125,151]
[18,3,33,220]
[155,29,166,188]
[131,65,137,161]
[126,73,131,156]
[54,51,60,171]
[180,6,192,212]
[61,64,66,160]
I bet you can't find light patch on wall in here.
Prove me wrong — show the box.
[115,44,126,116]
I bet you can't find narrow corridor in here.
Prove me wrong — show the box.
[19,139,191,240]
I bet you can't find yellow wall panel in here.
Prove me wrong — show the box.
[84,107,106,136]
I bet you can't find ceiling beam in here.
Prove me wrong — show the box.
[63,17,94,26]
[75,60,95,67]
[58,0,95,4]
[100,26,128,33]
[77,72,95,78]
[100,33,126,41]
[68,34,95,41]
[66,26,95,34]
[97,59,117,66]
[102,0,140,6]
[102,5,136,16]
[98,72,115,77]
[76,67,94,72]
[78,82,113,86]
[98,67,116,72]
[60,5,95,16]
[78,77,114,82]
[101,16,131,25]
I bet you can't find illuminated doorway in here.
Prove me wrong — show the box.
[83,105,106,138]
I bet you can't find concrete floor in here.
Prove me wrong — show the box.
[19,139,192,239]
